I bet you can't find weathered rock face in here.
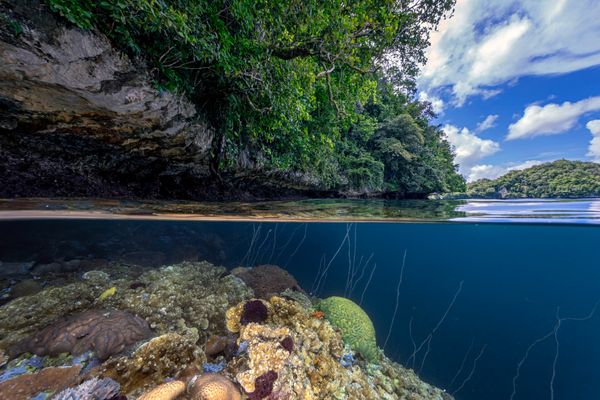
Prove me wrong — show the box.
[1,1,307,200]
[0,1,342,201]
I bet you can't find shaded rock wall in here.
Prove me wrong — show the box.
[0,1,328,200]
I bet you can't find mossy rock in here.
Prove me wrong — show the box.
[318,296,379,363]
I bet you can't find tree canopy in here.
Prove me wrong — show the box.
[466,160,600,198]
[46,0,464,196]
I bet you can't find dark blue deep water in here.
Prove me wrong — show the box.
[1,199,600,399]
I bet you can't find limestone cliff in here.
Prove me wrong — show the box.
[0,0,326,200]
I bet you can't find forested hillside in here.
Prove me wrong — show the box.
[33,0,464,197]
[467,160,600,198]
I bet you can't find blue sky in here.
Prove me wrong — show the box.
[417,0,600,181]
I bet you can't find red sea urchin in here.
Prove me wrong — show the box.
[240,300,268,325]
[248,371,278,400]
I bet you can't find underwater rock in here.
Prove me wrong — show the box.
[236,265,303,299]
[318,296,379,363]
[120,251,167,268]
[17,309,152,360]
[102,332,204,393]
[0,365,82,400]
[82,270,111,285]
[204,336,228,358]
[188,373,242,400]
[54,377,121,400]
[137,380,186,400]
[9,279,43,299]
[0,261,34,278]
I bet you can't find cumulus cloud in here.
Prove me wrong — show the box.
[476,114,499,132]
[418,91,445,114]
[442,124,500,175]
[587,120,600,162]
[507,96,600,140]
[467,160,544,182]
[419,0,600,104]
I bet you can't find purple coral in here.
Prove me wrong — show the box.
[248,370,278,399]
[240,300,268,325]
[54,377,121,400]
[280,336,293,352]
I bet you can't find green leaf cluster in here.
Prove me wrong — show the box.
[45,0,463,196]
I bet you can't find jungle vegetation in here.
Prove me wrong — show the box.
[466,160,600,198]
[45,0,465,196]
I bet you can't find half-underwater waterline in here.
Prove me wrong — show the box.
[1,199,600,399]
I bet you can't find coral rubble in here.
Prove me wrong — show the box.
[54,377,121,400]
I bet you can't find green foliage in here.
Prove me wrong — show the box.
[0,11,23,35]
[44,0,463,196]
[318,296,379,363]
[467,160,600,198]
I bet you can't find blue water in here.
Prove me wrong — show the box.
[1,198,600,399]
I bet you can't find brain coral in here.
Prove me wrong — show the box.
[188,373,242,400]
[318,296,379,363]
[18,309,152,360]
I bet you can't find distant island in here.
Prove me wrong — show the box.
[461,160,600,199]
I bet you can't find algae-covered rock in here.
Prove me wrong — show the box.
[318,296,379,363]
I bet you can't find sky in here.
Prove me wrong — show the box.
[417,0,600,182]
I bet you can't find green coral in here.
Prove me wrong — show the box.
[318,296,379,363]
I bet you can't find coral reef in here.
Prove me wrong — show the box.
[54,377,121,400]
[189,373,242,400]
[236,265,303,299]
[318,296,379,363]
[17,310,152,360]
[0,261,252,354]
[138,380,186,400]
[0,365,82,400]
[226,296,449,400]
[102,332,204,393]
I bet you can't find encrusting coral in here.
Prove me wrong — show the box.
[15,309,152,360]
[318,296,379,363]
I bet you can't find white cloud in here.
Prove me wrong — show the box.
[418,91,445,114]
[442,124,500,175]
[467,160,544,182]
[476,114,499,132]
[467,164,506,181]
[587,120,600,162]
[507,96,600,140]
[420,0,600,104]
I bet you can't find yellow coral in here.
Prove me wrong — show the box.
[137,380,186,400]
[188,373,241,400]
[99,286,117,300]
